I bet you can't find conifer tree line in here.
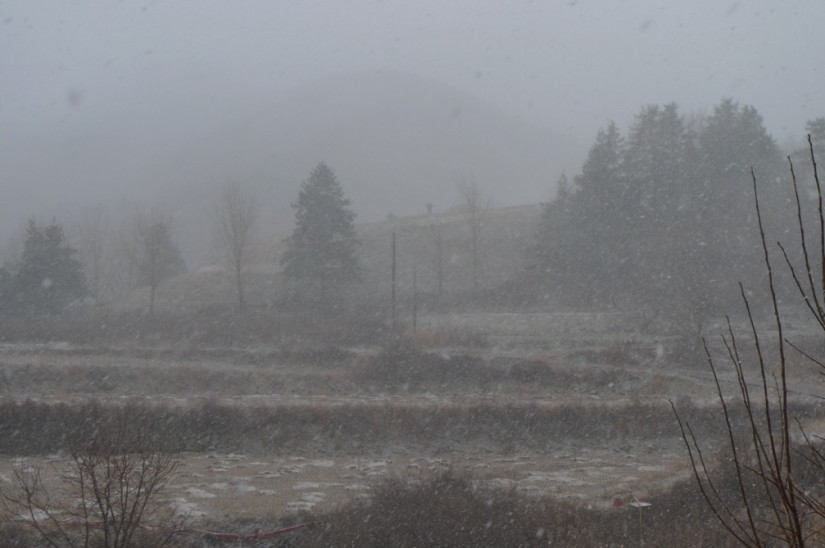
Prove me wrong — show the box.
[0,104,822,322]
[0,214,187,315]
[0,162,360,315]
[532,100,823,334]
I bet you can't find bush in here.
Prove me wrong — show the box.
[294,469,735,547]
[354,340,492,388]
[1,406,182,547]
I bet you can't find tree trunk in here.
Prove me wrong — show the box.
[235,263,245,312]
[148,283,156,316]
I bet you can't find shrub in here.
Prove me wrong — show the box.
[1,407,182,547]
[294,469,735,547]
[354,340,492,388]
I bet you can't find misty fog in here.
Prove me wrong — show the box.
[2,1,825,546]
[3,1,823,267]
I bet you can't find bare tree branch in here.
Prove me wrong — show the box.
[456,176,490,293]
[216,180,257,312]
[673,138,824,547]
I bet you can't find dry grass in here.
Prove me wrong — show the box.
[0,311,819,545]
[412,326,489,349]
[0,397,752,458]
[353,340,645,395]
[0,306,389,347]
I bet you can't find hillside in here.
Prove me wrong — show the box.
[158,70,573,263]
[1,70,577,267]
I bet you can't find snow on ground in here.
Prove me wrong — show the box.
[0,449,689,522]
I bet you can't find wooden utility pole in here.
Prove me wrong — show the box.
[412,265,417,338]
[391,231,397,336]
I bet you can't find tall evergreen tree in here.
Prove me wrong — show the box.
[281,162,359,299]
[577,121,632,304]
[576,121,625,219]
[533,123,626,305]
[531,99,781,335]
[695,99,782,290]
[620,103,703,327]
[623,103,695,223]
[14,219,87,313]
[697,99,781,210]
[531,173,573,284]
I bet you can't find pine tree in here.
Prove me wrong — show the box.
[623,103,695,223]
[577,121,624,216]
[530,173,576,296]
[529,123,627,306]
[281,163,359,300]
[530,101,777,334]
[695,100,782,293]
[574,121,628,304]
[14,219,87,313]
[621,103,702,326]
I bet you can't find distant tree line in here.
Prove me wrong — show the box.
[0,214,186,316]
[0,219,87,314]
[0,162,360,317]
[2,104,822,327]
[531,101,823,335]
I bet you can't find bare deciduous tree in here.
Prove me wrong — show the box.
[69,206,110,301]
[429,224,445,299]
[2,410,182,547]
[132,212,185,316]
[673,137,825,547]
[215,181,257,312]
[107,222,142,299]
[457,177,490,292]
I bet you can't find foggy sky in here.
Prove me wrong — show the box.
[2,0,824,250]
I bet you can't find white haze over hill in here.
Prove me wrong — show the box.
[2,0,824,265]
[3,69,572,265]
[156,70,574,262]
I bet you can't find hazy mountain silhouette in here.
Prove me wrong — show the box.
[155,70,577,262]
[3,70,580,266]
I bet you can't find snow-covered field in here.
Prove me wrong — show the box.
[0,449,687,524]
[1,310,822,529]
